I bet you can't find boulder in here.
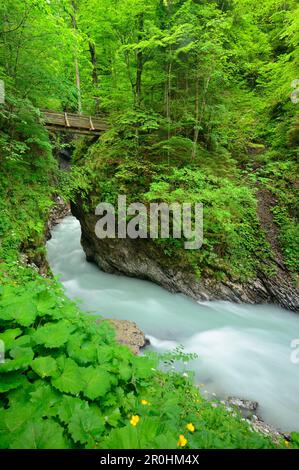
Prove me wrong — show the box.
[100,319,149,355]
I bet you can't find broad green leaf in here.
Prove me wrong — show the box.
[13,334,31,348]
[67,333,97,364]
[81,366,113,400]
[0,409,10,449]
[10,419,68,449]
[96,345,114,364]
[1,296,38,327]
[106,407,121,427]
[31,356,58,378]
[102,425,139,449]
[151,432,178,449]
[57,395,89,424]
[0,347,34,372]
[0,372,28,393]
[0,328,22,350]
[51,358,84,395]
[35,289,57,314]
[68,407,104,445]
[29,384,61,417]
[32,320,77,348]
[132,356,157,380]
[7,380,35,406]
[2,402,39,434]
[119,362,132,381]
[10,346,34,360]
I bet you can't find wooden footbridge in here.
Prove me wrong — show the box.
[42,110,109,135]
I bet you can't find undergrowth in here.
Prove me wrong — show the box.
[74,141,274,282]
[0,278,291,450]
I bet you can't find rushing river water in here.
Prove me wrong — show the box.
[47,215,299,432]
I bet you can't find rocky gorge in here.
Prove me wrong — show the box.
[71,201,299,313]
[47,213,299,435]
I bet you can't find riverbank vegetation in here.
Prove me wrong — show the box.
[0,0,298,449]
[0,149,288,450]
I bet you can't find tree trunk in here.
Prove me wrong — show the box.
[200,76,211,146]
[192,74,211,158]
[135,13,144,107]
[192,75,200,159]
[71,1,82,115]
[166,58,172,137]
[89,41,100,114]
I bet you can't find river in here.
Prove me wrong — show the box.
[47,215,299,432]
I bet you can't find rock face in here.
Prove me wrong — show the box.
[225,397,290,443]
[71,202,299,313]
[99,319,149,354]
[46,196,71,241]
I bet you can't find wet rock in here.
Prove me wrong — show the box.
[250,417,285,444]
[226,397,258,418]
[100,319,149,355]
[46,196,71,240]
[225,396,288,444]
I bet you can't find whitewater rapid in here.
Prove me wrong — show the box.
[47,216,299,432]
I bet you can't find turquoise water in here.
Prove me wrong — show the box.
[47,215,299,432]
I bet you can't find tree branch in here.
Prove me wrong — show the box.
[0,2,29,35]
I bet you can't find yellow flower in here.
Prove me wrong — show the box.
[186,422,195,433]
[284,440,289,447]
[141,399,149,405]
[177,434,188,447]
[130,415,140,427]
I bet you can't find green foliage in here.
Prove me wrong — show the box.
[0,281,288,450]
[248,156,299,272]
[58,166,93,203]
[69,0,298,281]
[83,151,273,281]
[32,321,77,349]
[0,0,298,451]
[31,357,58,378]
[10,419,69,450]
[0,116,57,283]
[272,206,299,272]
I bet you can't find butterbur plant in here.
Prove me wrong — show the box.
[0,280,294,449]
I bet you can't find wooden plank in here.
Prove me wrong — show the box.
[41,110,109,133]
[44,113,66,125]
[45,124,102,135]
